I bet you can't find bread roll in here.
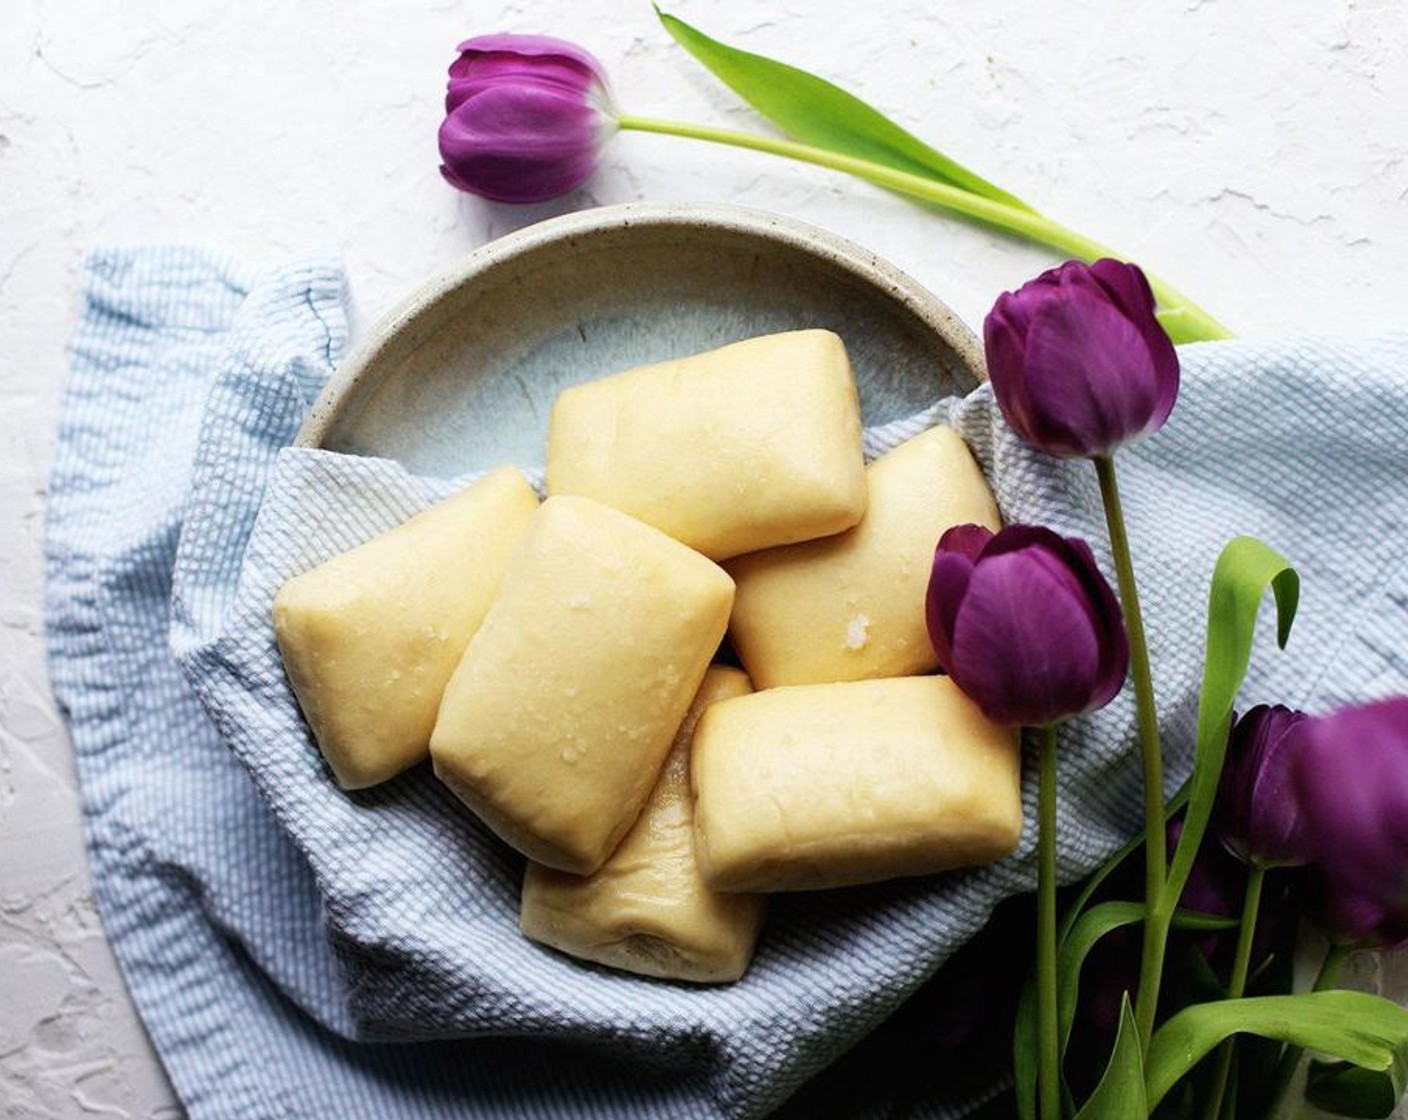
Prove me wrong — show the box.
[728,426,1000,687]
[520,667,764,983]
[546,330,866,560]
[273,466,539,790]
[692,676,1022,892]
[431,495,735,875]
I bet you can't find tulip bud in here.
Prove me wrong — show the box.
[925,524,1128,727]
[438,35,616,204]
[983,259,1180,459]
[1214,704,1311,869]
[1291,696,1408,947]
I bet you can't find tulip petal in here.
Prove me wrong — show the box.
[977,527,1128,710]
[983,265,1071,450]
[1020,285,1166,457]
[983,297,1037,444]
[1089,259,1180,431]
[939,522,995,561]
[925,548,975,674]
[447,57,605,113]
[1313,871,1408,951]
[453,34,609,88]
[950,541,1104,726]
[1058,535,1131,709]
[927,525,997,674]
[438,85,604,203]
[1089,258,1156,323]
[1294,698,1408,907]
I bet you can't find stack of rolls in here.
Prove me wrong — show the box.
[273,329,1021,985]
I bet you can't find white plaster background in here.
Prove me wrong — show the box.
[2,1,1406,1116]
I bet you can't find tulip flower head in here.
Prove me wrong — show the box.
[439,35,617,203]
[983,259,1180,459]
[1291,696,1408,947]
[925,523,1129,727]
[1214,704,1311,869]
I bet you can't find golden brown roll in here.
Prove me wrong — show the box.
[727,426,1000,688]
[431,495,735,875]
[273,466,539,790]
[520,666,764,983]
[546,330,867,560]
[692,675,1022,892]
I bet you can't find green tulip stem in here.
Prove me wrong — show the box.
[1037,723,1061,1120]
[614,113,1232,344]
[1266,942,1355,1116]
[1093,453,1169,1050]
[1200,865,1266,1120]
[1313,943,1352,992]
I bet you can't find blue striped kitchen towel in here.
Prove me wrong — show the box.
[46,247,1408,1119]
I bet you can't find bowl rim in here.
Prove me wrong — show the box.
[295,200,985,451]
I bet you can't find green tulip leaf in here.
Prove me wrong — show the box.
[655,7,1031,211]
[1305,1059,1405,1118]
[1057,900,1237,1060]
[1074,996,1148,1119]
[1171,910,1242,932]
[1059,902,1142,1067]
[1013,977,1038,1120]
[1145,991,1408,1111]
[1164,537,1298,910]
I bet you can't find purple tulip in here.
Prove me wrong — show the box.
[1214,704,1311,868]
[1291,696,1408,947]
[983,259,1180,459]
[925,523,1129,727]
[438,35,616,203]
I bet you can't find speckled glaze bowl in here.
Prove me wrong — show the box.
[296,202,985,477]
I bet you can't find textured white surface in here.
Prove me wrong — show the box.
[1,1,1405,1116]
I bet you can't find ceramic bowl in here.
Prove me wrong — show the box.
[296,201,984,476]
